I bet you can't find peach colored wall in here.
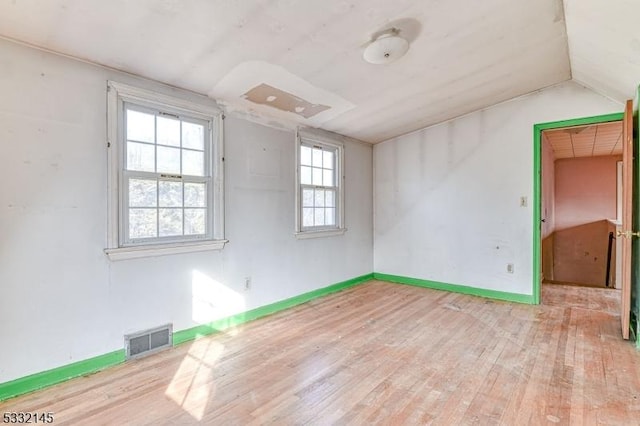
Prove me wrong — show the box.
[552,155,620,285]
[554,156,621,231]
[542,234,554,281]
[541,136,556,280]
[541,136,556,238]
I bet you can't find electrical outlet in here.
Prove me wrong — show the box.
[520,196,527,207]
[244,277,251,291]
[507,264,514,274]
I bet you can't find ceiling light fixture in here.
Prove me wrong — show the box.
[363,28,409,65]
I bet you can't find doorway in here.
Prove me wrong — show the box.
[541,121,623,290]
[532,112,624,305]
[534,104,637,343]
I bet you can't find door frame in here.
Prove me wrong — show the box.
[532,112,624,304]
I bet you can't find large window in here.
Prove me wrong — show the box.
[295,129,345,238]
[106,82,225,260]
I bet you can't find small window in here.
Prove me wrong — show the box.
[295,129,345,238]
[106,82,226,260]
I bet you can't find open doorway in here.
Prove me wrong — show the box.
[541,121,623,291]
[535,101,638,343]
[533,113,625,305]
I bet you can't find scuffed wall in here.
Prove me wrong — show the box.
[374,81,622,296]
[0,38,373,383]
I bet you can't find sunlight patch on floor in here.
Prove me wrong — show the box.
[165,338,225,421]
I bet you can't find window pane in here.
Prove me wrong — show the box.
[325,208,336,226]
[312,148,323,167]
[314,208,325,226]
[323,169,334,186]
[300,146,312,166]
[301,166,312,185]
[185,209,206,235]
[302,208,314,227]
[312,168,323,185]
[302,189,314,207]
[157,116,180,147]
[182,150,204,176]
[129,179,157,207]
[323,150,334,169]
[314,189,325,207]
[127,141,155,172]
[117,99,219,246]
[127,109,155,143]
[184,183,206,207]
[325,190,335,207]
[129,208,157,239]
[157,146,181,174]
[159,208,183,236]
[182,122,204,150]
[159,181,182,207]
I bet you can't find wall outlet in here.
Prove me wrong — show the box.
[520,196,527,207]
[244,277,251,291]
[507,264,514,274]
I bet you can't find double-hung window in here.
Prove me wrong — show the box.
[295,129,345,238]
[105,82,225,260]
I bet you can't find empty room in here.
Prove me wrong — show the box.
[1,0,640,424]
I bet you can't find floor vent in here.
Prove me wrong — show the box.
[125,324,173,360]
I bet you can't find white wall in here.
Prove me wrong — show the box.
[0,39,373,383]
[374,82,621,296]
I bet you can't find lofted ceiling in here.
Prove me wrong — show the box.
[564,0,640,103]
[0,1,636,143]
[543,121,623,160]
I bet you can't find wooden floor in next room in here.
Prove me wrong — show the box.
[1,280,639,424]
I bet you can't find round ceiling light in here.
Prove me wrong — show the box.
[363,32,409,65]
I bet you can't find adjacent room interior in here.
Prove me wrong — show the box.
[541,121,623,289]
[1,0,640,423]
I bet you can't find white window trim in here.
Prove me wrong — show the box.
[294,128,346,239]
[105,81,227,260]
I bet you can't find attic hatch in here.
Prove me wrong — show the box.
[125,324,172,359]
[242,83,330,119]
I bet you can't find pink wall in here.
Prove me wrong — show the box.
[550,155,620,285]
[554,155,621,231]
[541,136,556,238]
[541,136,556,280]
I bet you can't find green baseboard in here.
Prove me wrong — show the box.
[0,350,126,402]
[2,271,534,402]
[0,273,374,402]
[173,273,374,345]
[373,273,535,304]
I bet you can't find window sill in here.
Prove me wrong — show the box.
[105,239,228,261]
[294,228,347,240]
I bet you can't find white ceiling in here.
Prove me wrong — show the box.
[0,1,636,143]
[564,0,640,103]
[543,121,623,159]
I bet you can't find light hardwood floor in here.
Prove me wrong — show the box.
[2,280,639,425]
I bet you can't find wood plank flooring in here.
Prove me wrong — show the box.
[2,280,639,425]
